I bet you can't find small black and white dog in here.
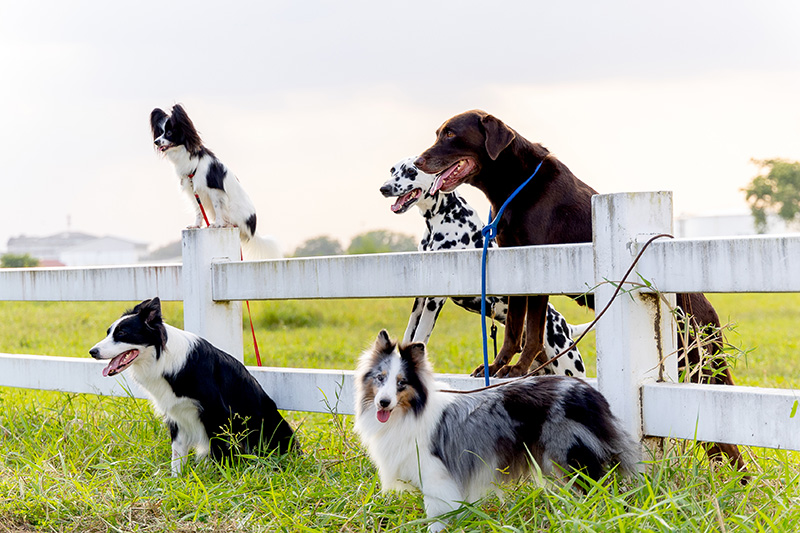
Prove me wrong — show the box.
[380,157,589,377]
[150,104,281,259]
[89,298,295,475]
[354,330,638,532]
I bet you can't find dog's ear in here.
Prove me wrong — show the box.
[150,108,167,135]
[482,114,516,160]
[134,298,162,326]
[170,104,203,154]
[399,342,427,368]
[135,298,168,349]
[374,329,395,355]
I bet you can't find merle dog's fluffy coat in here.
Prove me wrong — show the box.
[380,157,589,378]
[354,330,638,532]
[415,109,746,473]
[150,104,281,259]
[89,298,295,475]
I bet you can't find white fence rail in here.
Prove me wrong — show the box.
[0,192,798,452]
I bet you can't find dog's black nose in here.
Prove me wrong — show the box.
[89,348,99,358]
[378,398,391,408]
[379,184,393,197]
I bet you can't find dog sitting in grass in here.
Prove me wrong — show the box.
[89,297,295,475]
[354,330,639,532]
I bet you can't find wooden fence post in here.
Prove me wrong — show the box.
[181,228,243,361]
[592,192,678,443]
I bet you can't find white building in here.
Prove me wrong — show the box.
[6,232,148,266]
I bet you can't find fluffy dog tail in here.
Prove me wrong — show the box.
[607,420,642,477]
[241,234,282,260]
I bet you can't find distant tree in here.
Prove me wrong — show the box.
[743,158,800,233]
[346,230,416,255]
[293,235,344,257]
[1,253,39,268]
[143,240,182,261]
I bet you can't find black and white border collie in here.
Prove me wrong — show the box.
[150,104,281,260]
[89,298,295,475]
[354,330,639,532]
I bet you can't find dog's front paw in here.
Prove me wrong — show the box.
[471,363,499,377]
[186,224,201,229]
[494,364,528,378]
[428,521,447,533]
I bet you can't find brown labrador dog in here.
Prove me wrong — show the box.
[415,109,746,474]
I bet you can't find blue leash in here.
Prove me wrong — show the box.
[479,159,545,385]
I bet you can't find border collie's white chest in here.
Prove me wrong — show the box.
[129,344,210,466]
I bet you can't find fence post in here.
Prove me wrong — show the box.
[181,228,243,362]
[592,192,677,443]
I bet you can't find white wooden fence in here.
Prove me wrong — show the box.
[0,192,798,451]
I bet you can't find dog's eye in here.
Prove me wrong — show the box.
[374,373,386,384]
[445,130,455,139]
[397,379,407,390]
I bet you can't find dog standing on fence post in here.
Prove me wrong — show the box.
[150,104,282,260]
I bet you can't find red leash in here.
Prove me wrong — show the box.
[189,172,263,366]
[241,249,263,367]
[189,170,212,227]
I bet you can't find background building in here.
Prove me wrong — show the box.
[6,232,148,266]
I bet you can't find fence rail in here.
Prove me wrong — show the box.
[0,264,182,301]
[0,191,798,452]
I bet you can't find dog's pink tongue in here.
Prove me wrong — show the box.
[377,409,391,423]
[102,358,119,377]
[391,197,406,213]
[101,350,138,377]
[430,162,460,194]
[430,172,446,194]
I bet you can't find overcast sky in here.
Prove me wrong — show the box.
[2,1,799,254]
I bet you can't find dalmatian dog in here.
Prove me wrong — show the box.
[379,157,590,377]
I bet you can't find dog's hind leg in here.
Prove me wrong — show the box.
[403,297,445,345]
[472,295,526,377]
[207,189,234,228]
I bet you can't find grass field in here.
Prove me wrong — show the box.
[0,294,798,531]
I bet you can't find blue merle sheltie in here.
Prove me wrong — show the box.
[89,298,295,475]
[354,330,639,532]
[150,104,281,259]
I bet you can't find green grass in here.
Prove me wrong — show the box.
[0,295,799,531]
